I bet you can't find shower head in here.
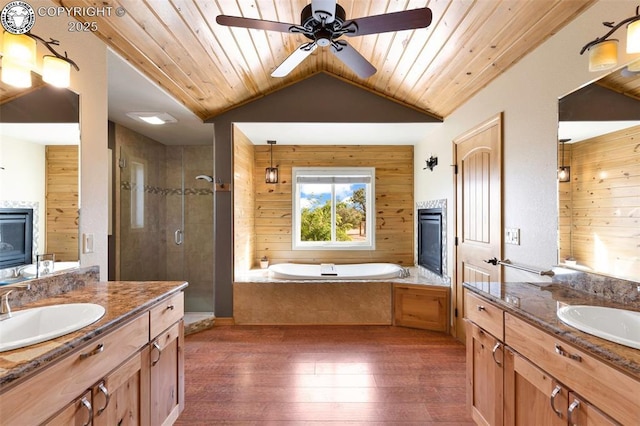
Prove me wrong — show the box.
[196,175,214,183]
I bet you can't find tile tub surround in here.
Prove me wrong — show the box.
[463,281,640,378]
[0,280,188,388]
[233,266,450,325]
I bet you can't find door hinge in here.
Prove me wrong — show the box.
[119,158,126,168]
[455,236,459,246]
[454,308,458,318]
[453,164,458,174]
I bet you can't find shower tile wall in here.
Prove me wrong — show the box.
[116,124,167,281]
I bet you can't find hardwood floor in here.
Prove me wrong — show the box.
[176,325,474,425]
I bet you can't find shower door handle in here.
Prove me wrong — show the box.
[174,229,183,245]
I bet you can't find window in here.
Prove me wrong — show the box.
[292,167,375,250]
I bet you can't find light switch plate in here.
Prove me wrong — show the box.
[505,228,520,245]
[83,233,94,254]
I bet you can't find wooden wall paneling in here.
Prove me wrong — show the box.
[565,125,640,277]
[45,146,79,261]
[233,127,256,274]
[252,144,414,267]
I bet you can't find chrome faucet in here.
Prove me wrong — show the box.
[0,282,31,321]
[399,267,411,278]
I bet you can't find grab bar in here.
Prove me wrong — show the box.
[485,257,555,277]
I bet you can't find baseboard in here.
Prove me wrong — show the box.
[214,317,235,326]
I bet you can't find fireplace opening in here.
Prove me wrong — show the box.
[418,208,443,276]
[0,208,34,269]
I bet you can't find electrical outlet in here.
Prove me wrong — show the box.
[505,228,520,245]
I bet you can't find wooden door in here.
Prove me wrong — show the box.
[454,114,502,340]
[503,347,567,426]
[93,353,143,426]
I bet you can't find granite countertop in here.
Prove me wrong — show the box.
[464,281,640,379]
[0,280,187,390]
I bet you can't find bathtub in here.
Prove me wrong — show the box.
[268,263,404,280]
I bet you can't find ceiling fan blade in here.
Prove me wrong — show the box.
[345,7,432,37]
[330,41,376,79]
[271,43,318,78]
[312,0,337,24]
[216,15,295,33]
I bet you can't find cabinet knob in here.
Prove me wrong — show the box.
[477,305,486,311]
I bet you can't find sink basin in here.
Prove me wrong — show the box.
[0,303,105,352]
[557,305,640,349]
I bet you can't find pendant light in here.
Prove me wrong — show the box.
[558,139,571,183]
[265,140,278,184]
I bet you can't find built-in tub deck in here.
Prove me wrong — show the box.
[233,266,449,326]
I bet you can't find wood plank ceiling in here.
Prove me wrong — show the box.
[4,0,609,119]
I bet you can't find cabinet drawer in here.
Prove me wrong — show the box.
[0,313,149,425]
[505,313,640,426]
[150,291,184,339]
[465,291,504,340]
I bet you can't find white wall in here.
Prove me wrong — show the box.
[415,0,638,282]
[26,0,109,278]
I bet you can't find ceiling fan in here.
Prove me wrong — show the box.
[216,0,432,79]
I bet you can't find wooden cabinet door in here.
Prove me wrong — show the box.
[393,285,448,331]
[567,393,619,426]
[44,391,93,426]
[503,347,567,426]
[466,320,503,426]
[93,352,143,426]
[150,320,184,426]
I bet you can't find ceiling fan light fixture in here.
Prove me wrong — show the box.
[588,39,618,72]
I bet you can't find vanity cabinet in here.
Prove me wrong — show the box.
[148,292,185,426]
[464,291,504,426]
[45,351,145,425]
[505,313,635,425]
[393,284,449,331]
[465,290,638,426]
[0,290,185,426]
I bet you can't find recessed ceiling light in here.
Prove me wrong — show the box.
[126,112,178,125]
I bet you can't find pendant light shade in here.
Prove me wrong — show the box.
[265,140,278,184]
[1,58,31,88]
[627,19,640,53]
[1,33,36,69]
[42,55,71,88]
[588,39,618,72]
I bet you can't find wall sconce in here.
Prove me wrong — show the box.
[423,155,438,171]
[265,140,278,184]
[558,139,571,182]
[580,5,640,72]
[1,31,79,88]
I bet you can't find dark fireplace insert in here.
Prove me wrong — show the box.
[417,208,443,276]
[0,208,34,269]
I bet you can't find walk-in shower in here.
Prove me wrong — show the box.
[115,135,214,324]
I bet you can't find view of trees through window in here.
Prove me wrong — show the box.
[300,184,367,242]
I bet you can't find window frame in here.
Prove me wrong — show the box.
[292,167,375,251]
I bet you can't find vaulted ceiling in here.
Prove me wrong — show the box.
[44,0,601,121]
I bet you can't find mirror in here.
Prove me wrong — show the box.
[558,67,640,281]
[0,80,80,282]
